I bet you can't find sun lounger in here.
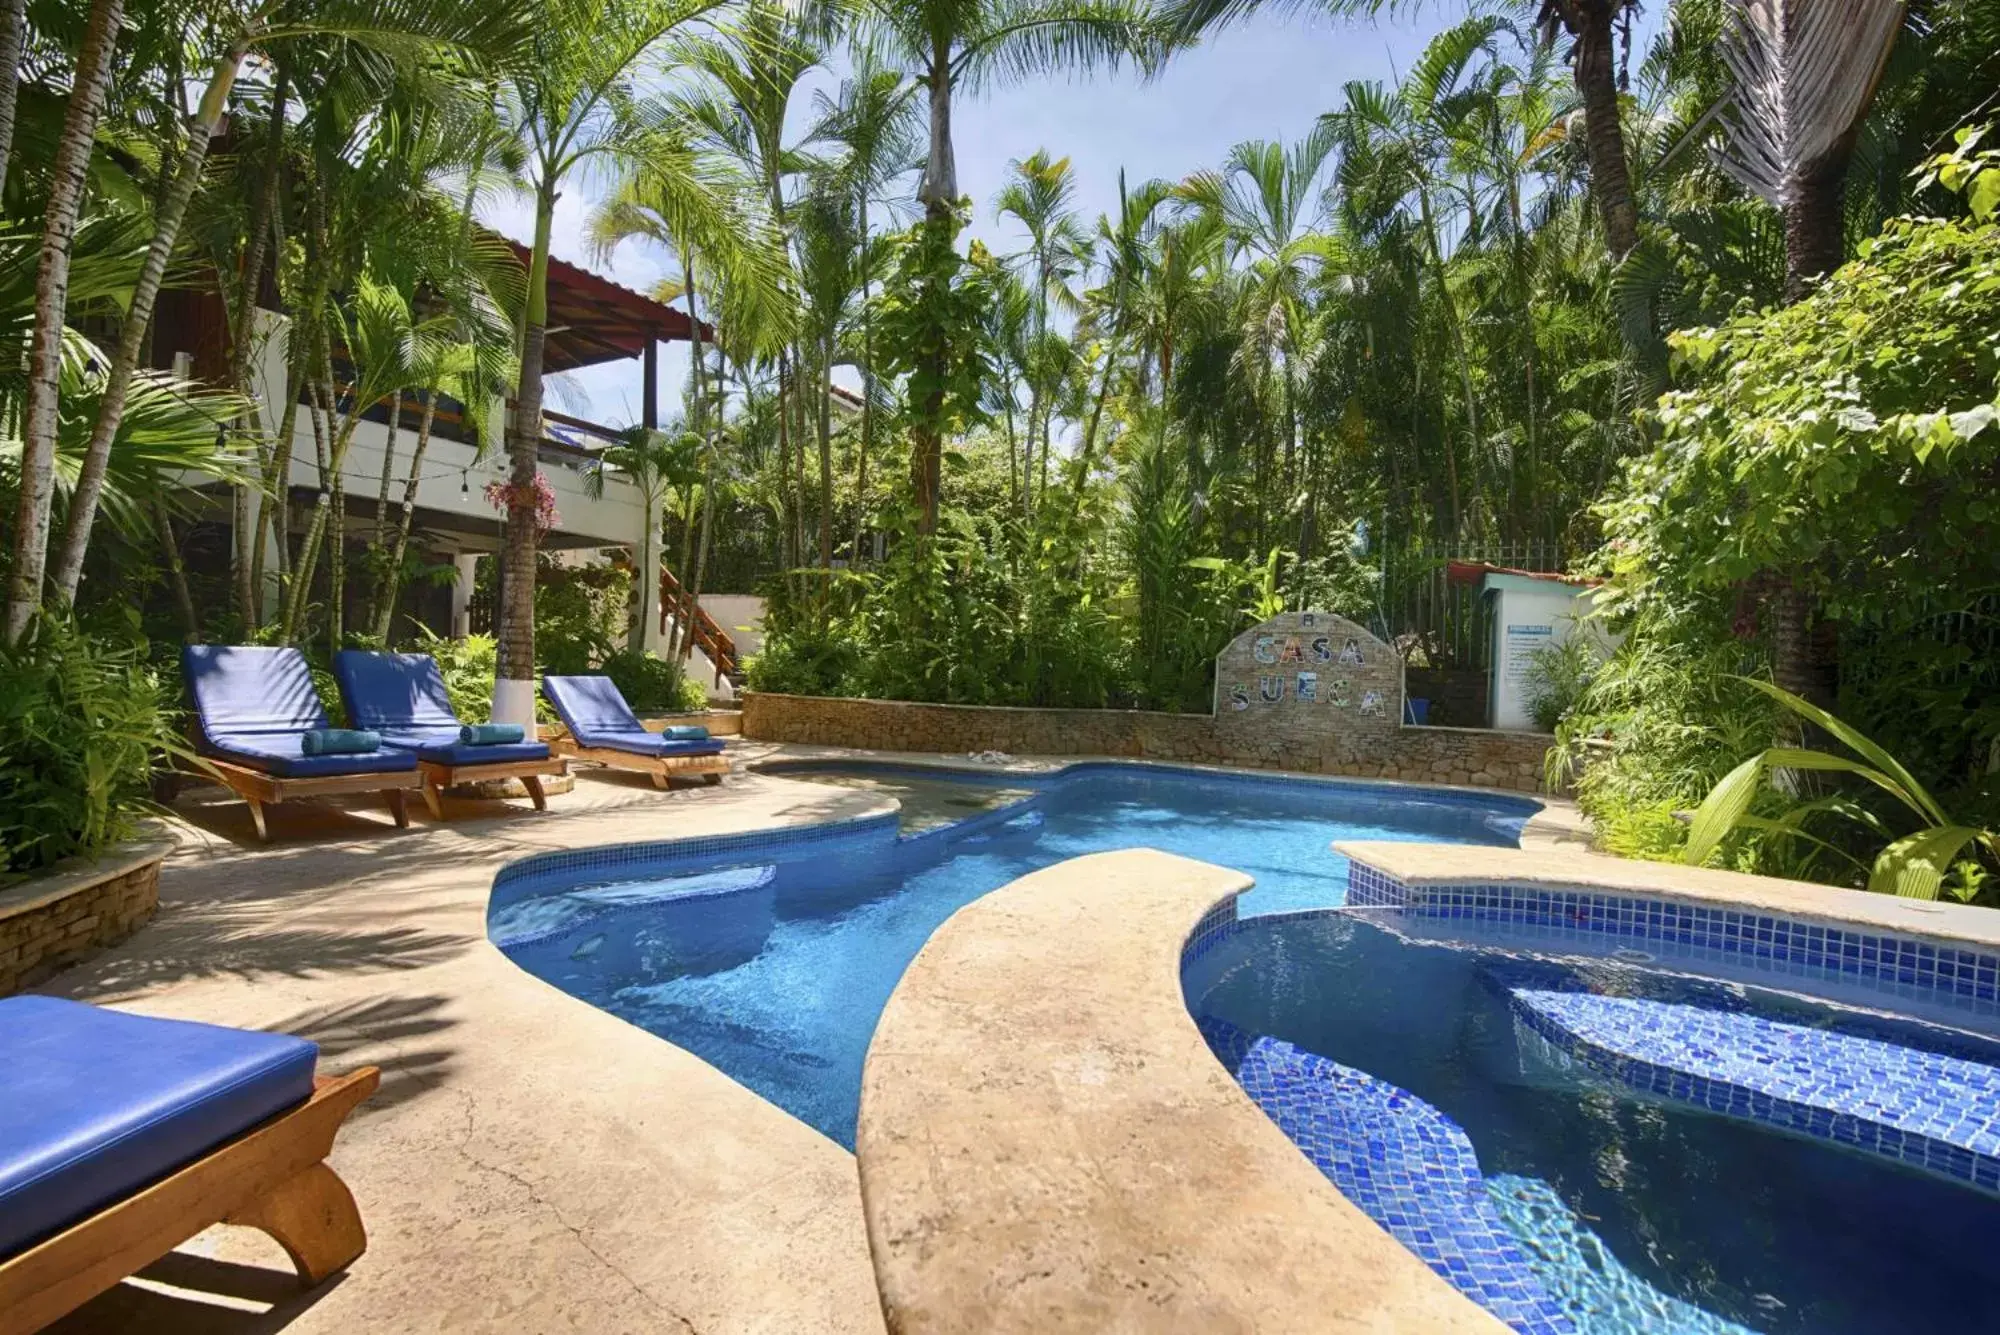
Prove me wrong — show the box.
[333,650,567,819]
[541,675,729,788]
[0,996,377,1334]
[182,645,421,841]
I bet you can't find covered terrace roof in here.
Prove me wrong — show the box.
[510,239,717,374]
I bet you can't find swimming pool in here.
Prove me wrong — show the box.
[489,761,1536,1146]
[1187,910,2000,1334]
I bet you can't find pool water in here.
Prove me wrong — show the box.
[491,763,1532,1146]
[1187,911,2000,1335]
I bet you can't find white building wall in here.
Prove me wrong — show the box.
[240,309,650,553]
[1484,574,1618,732]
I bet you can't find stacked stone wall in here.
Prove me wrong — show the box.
[0,849,163,995]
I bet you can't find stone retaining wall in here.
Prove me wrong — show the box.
[742,692,1552,793]
[0,837,169,995]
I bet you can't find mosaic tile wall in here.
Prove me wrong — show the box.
[1346,863,2000,1022]
[1199,1016,1574,1335]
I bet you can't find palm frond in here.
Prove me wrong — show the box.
[1711,0,1906,205]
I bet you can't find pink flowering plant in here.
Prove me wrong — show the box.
[485,472,560,532]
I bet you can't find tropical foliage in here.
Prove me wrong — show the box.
[1,0,1996,891]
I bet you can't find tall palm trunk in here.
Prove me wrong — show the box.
[494,182,555,725]
[154,499,201,641]
[1074,336,1117,500]
[53,39,254,604]
[1416,181,1478,537]
[237,61,289,628]
[3,0,124,643]
[674,254,709,661]
[683,452,718,676]
[280,381,336,642]
[1563,0,1640,260]
[910,46,956,536]
[817,331,834,573]
[370,390,440,641]
[258,358,303,621]
[1784,154,1851,301]
[852,188,874,568]
[0,0,29,199]
[374,393,402,550]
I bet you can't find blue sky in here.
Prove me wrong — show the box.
[480,10,1500,429]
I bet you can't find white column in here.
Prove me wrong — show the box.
[450,553,480,638]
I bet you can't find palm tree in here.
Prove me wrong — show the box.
[587,427,701,652]
[1179,126,1342,544]
[1710,0,1905,299]
[0,0,28,198]
[491,0,735,724]
[1706,0,1906,703]
[860,0,1165,531]
[44,0,536,615]
[3,0,123,645]
[1163,0,1641,267]
[1535,0,1642,259]
[806,54,922,565]
[994,150,1092,510]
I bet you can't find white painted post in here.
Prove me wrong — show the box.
[450,552,480,638]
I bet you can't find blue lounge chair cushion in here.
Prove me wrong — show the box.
[541,674,649,746]
[183,645,329,736]
[378,728,551,767]
[577,733,724,759]
[203,730,419,779]
[543,676,726,758]
[300,727,380,756]
[183,644,414,779]
[332,650,463,734]
[460,722,524,746]
[0,996,318,1258]
[333,651,551,768]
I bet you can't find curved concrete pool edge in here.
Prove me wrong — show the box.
[41,763,898,1334]
[855,847,1509,1334]
[1334,842,2000,953]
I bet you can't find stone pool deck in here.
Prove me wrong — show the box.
[31,746,1586,1333]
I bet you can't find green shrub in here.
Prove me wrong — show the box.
[0,620,180,877]
[534,559,628,674]
[1522,635,1602,733]
[601,648,704,712]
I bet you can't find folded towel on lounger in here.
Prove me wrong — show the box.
[659,725,710,741]
[459,722,526,746]
[301,728,381,756]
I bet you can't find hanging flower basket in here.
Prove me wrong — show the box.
[485,471,561,533]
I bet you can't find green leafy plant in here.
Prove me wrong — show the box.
[601,648,702,713]
[1523,635,1601,733]
[0,619,182,877]
[1684,678,2000,901]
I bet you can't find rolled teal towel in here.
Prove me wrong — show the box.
[301,728,380,756]
[659,725,710,741]
[460,722,526,746]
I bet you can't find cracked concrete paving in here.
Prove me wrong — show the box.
[37,753,890,1335]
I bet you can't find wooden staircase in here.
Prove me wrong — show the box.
[658,565,740,687]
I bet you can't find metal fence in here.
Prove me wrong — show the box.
[1372,538,1574,672]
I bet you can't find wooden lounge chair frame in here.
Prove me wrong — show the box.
[204,756,420,843]
[0,1066,380,1335]
[552,736,728,788]
[414,755,569,818]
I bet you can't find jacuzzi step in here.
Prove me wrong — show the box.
[1199,1018,1574,1335]
[1509,989,2000,1193]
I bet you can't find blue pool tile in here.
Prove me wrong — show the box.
[1510,989,2000,1193]
[1199,1018,1574,1335]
